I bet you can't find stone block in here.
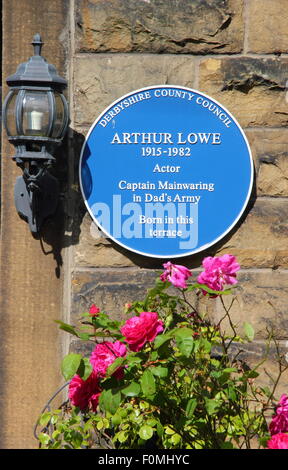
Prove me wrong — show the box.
[199,58,288,127]
[75,213,136,267]
[76,0,244,54]
[245,129,288,197]
[207,270,288,340]
[74,54,196,127]
[215,199,288,269]
[71,268,157,324]
[213,341,288,400]
[248,0,288,54]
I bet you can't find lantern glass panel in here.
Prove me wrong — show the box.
[5,90,19,136]
[22,91,50,136]
[52,93,66,138]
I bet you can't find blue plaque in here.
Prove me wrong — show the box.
[79,85,253,258]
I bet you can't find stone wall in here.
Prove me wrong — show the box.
[69,0,288,396]
[2,0,288,449]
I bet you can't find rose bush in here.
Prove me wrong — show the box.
[36,255,288,449]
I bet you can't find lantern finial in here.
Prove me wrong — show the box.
[31,33,43,56]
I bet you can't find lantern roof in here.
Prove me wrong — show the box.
[6,34,67,89]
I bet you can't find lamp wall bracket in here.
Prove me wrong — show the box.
[14,167,59,234]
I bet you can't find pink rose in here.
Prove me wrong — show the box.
[68,372,101,412]
[269,394,288,435]
[90,341,127,379]
[267,433,288,449]
[120,312,164,352]
[89,304,100,316]
[160,262,192,289]
[197,254,240,294]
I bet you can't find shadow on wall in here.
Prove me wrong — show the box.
[34,127,86,278]
[35,125,257,276]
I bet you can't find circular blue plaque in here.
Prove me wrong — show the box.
[79,85,253,258]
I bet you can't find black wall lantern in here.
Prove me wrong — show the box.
[3,34,69,233]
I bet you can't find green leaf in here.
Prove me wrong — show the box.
[111,413,122,426]
[146,418,158,427]
[246,370,259,379]
[61,353,82,381]
[97,420,104,430]
[77,332,91,341]
[243,322,255,342]
[50,415,59,425]
[99,389,122,415]
[126,354,143,364]
[151,366,168,378]
[221,441,234,449]
[106,357,125,377]
[223,367,237,374]
[227,386,237,401]
[140,369,156,397]
[156,421,164,437]
[259,434,271,448]
[150,351,159,361]
[38,433,51,446]
[195,337,212,354]
[96,418,109,431]
[153,333,171,349]
[51,430,61,440]
[165,426,175,435]
[260,386,272,398]
[139,425,154,440]
[205,398,220,416]
[186,398,197,418]
[116,431,128,443]
[55,320,78,337]
[191,283,233,296]
[175,328,194,357]
[121,381,141,397]
[39,412,51,428]
[77,357,93,381]
[171,433,181,445]
[173,327,194,338]
[70,430,83,448]
[92,313,121,332]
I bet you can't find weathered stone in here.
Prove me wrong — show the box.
[75,213,136,267]
[257,154,288,197]
[251,353,288,401]
[76,0,244,54]
[213,341,288,399]
[206,270,288,340]
[215,199,288,269]
[245,129,288,197]
[199,58,288,127]
[71,268,157,324]
[248,0,288,54]
[74,55,196,127]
